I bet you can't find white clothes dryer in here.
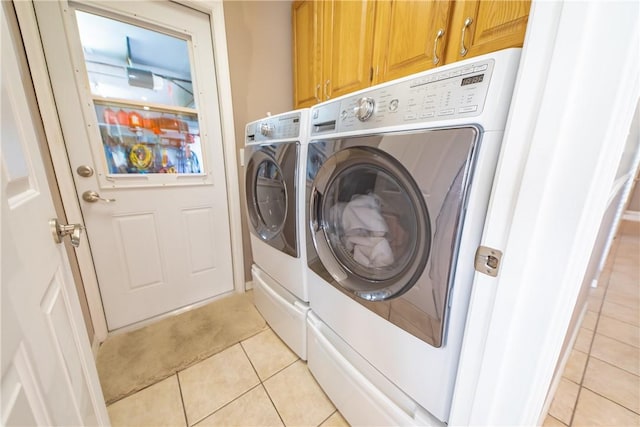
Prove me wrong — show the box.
[304,49,521,424]
[244,109,310,359]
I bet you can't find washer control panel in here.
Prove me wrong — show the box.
[311,58,495,135]
[246,111,302,143]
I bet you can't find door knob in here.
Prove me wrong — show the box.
[82,190,115,203]
[49,218,84,248]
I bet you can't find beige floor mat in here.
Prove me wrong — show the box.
[96,291,266,404]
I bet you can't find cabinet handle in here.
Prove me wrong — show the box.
[460,17,473,56]
[324,79,331,100]
[432,28,445,65]
[314,84,321,102]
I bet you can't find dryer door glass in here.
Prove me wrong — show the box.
[311,146,430,301]
[246,151,287,241]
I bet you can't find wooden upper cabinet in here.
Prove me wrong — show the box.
[293,0,531,107]
[293,0,322,108]
[293,0,375,108]
[372,1,453,84]
[444,0,531,64]
[322,0,376,100]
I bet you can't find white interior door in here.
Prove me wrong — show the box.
[1,4,108,424]
[33,1,235,330]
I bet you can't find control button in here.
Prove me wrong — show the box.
[354,97,375,122]
[389,99,399,112]
[404,113,417,120]
[260,122,274,136]
[340,110,348,120]
[461,67,474,75]
[438,109,455,116]
[474,64,488,72]
[419,112,435,118]
[459,105,478,113]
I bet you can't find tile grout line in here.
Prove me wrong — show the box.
[238,334,339,426]
[175,373,190,427]
[547,414,567,426]
[176,342,263,426]
[238,333,300,382]
[598,306,640,328]
[578,387,640,417]
[184,350,267,424]
[195,383,269,425]
[568,233,640,425]
[245,347,340,426]
[104,372,176,406]
[587,350,640,377]
[567,240,615,426]
[260,383,288,427]
[317,409,340,427]
[239,335,290,427]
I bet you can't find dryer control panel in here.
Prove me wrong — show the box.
[246,111,303,144]
[311,56,497,135]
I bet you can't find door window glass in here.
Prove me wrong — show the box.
[322,164,420,283]
[75,11,203,175]
[255,159,287,235]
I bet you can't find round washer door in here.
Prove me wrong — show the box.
[310,146,431,301]
[246,150,288,241]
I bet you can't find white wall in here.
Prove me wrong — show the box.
[224,0,294,281]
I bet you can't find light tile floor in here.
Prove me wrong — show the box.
[107,328,349,427]
[105,223,638,427]
[545,223,640,426]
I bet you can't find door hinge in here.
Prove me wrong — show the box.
[474,246,502,277]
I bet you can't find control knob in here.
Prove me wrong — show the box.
[260,122,274,137]
[354,97,375,122]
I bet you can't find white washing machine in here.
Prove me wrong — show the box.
[304,49,521,424]
[244,109,310,359]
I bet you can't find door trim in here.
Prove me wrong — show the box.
[14,0,244,342]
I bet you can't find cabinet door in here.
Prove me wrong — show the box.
[293,0,322,108]
[444,0,530,64]
[322,0,376,100]
[372,0,452,84]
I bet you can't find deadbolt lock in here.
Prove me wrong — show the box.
[76,165,94,177]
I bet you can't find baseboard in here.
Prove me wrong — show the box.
[245,279,254,291]
[538,303,587,424]
[619,212,640,236]
[622,210,640,222]
[91,335,101,359]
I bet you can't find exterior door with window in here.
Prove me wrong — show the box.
[34,1,235,329]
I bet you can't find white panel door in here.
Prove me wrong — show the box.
[33,1,235,329]
[1,4,108,424]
